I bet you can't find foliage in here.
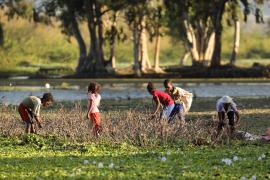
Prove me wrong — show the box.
[0,97,269,178]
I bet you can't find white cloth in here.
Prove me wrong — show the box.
[174,87,193,113]
[216,98,237,112]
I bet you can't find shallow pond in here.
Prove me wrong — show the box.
[0,78,270,105]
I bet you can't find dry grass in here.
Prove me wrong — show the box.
[0,103,225,146]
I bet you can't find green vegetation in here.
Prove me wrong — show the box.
[0,136,269,179]
[0,97,269,178]
[0,17,270,77]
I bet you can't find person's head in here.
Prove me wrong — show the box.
[163,79,173,91]
[220,96,233,108]
[41,93,54,107]
[147,82,155,94]
[88,82,100,94]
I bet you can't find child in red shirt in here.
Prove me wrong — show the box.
[87,82,101,137]
[147,82,175,120]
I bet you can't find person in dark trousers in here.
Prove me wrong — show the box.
[216,96,240,136]
[18,93,54,133]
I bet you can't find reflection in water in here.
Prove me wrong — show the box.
[0,80,270,105]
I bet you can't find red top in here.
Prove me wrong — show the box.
[152,90,174,106]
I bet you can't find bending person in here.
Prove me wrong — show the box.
[163,79,193,122]
[18,93,54,133]
[216,96,240,136]
[147,82,175,121]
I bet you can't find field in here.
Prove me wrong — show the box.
[0,97,269,179]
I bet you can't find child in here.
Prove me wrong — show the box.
[163,79,193,121]
[87,82,101,137]
[18,93,54,133]
[147,82,174,120]
[216,96,240,136]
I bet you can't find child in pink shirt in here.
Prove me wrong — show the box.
[87,82,101,137]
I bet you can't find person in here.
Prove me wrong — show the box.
[147,82,175,121]
[216,96,240,136]
[87,82,102,137]
[18,93,54,133]
[163,79,193,122]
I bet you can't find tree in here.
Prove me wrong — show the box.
[0,0,33,46]
[38,0,127,76]
[165,0,216,67]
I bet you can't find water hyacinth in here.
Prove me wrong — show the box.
[83,160,89,165]
[221,158,232,166]
[92,160,96,165]
[251,175,256,180]
[109,162,114,169]
[98,162,104,168]
[160,156,167,162]
[233,156,239,161]
[258,153,266,161]
[166,150,171,155]
[241,176,246,180]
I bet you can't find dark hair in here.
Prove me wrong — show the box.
[88,82,101,93]
[163,79,172,88]
[42,93,54,102]
[147,82,155,93]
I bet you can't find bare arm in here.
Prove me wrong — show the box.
[152,97,160,115]
[87,100,93,119]
[34,116,42,128]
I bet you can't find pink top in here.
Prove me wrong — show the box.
[152,90,174,106]
[88,92,101,113]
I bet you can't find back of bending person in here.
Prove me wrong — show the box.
[18,93,54,133]
[147,82,175,120]
[216,96,240,136]
[163,79,193,122]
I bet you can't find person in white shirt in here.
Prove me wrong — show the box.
[163,79,193,123]
[87,82,102,137]
[216,96,240,136]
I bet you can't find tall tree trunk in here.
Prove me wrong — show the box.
[211,0,227,68]
[71,16,88,73]
[140,18,151,72]
[0,22,4,46]
[95,1,105,64]
[108,12,118,69]
[204,32,215,61]
[133,21,141,77]
[183,20,199,65]
[230,20,240,66]
[87,2,106,73]
[180,50,190,66]
[154,28,162,72]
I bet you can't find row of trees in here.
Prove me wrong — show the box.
[0,0,265,76]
